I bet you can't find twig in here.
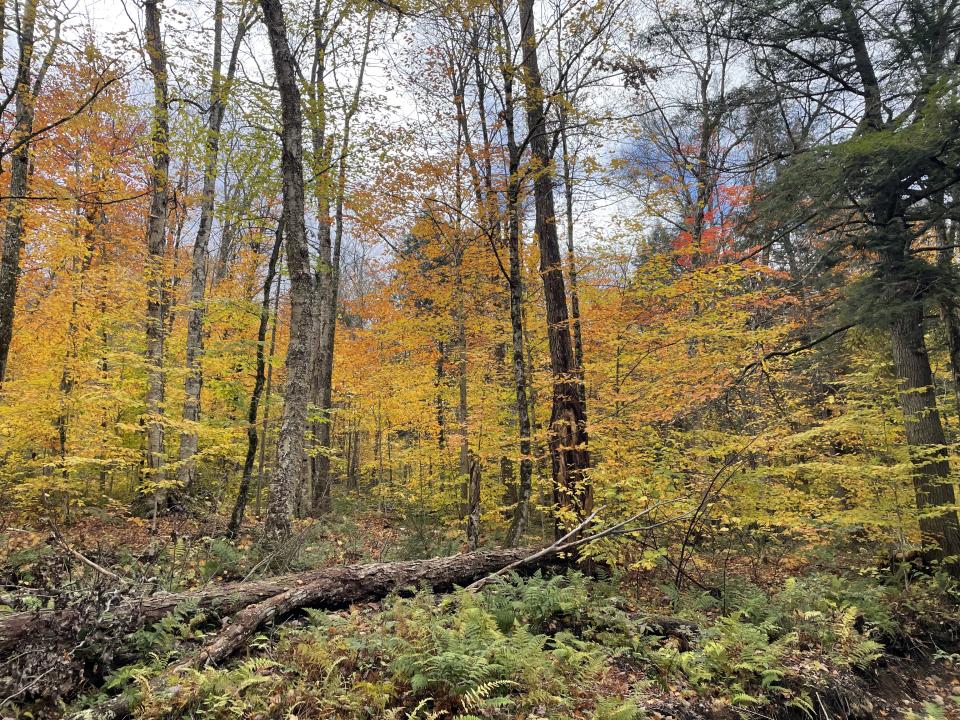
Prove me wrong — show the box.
[466,501,684,592]
[465,508,603,591]
[47,519,126,583]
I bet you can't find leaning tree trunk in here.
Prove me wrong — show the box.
[517,0,591,537]
[260,0,315,543]
[0,0,38,384]
[139,0,172,521]
[229,220,284,537]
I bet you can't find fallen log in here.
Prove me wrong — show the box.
[7,508,682,715]
[0,546,554,709]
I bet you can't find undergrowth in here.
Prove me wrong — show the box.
[70,568,960,720]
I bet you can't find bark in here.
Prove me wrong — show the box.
[140,0,172,520]
[255,274,282,517]
[306,0,335,515]
[308,13,372,515]
[260,0,316,543]
[0,0,38,384]
[179,1,249,493]
[517,0,591,536]
[558,107,585,402]
[499,49,533,546]
[467,453,481,549]
[229,221,284,537]
[890,296,960,566]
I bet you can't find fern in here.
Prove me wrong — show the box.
[460,679,518,712]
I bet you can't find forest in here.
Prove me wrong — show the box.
[1,0,960,716]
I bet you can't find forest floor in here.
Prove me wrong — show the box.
[2,500,960,719]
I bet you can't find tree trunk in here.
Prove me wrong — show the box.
[517,0,591,537]
[229,221,284,537]
[0,0,38,384]
[260,0,315,543]
[306,0,334,516]
[937,224,960,416]
[890,300,960,566]
[255,273,282,517]
[558,107,585,404]
[308,17,371,515]
[501,57,533,546]
[179,0,248,494]
[140,0,172,521]
[467,453,481,549]
[1,546,567,710]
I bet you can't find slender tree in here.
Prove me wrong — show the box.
[0,0,39,383]
[179,0,252,493]
[260,0,316,542]
[140,0,173,521]
[517,0,591,535]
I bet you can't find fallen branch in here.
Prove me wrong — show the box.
[47,520,127,584]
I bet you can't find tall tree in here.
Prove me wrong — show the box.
[0,0,39,384]
[739,0,960,566]
[260,0,316,542]
[309,9,374,515]
[178,0,252,493]
[140,0,173,519]
[517,0,591,534]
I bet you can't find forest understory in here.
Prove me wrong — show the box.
[2,501,960,720]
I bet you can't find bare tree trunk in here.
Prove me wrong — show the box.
[518,0,591,537]
[889,274,960,567]
[229,221,284,537]
[0,0,38,384]
[467,453,481,549]
[309,13,373,515]
[260,0,315,543]
[558,107,585,403]
[255,274,282,517]
[140,0,172,521]
[499,50,533,546]
[179,0,249,494]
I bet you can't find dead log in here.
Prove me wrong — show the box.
[1,546,552,709]
[7,506,685,714]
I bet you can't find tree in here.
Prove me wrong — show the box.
[178,0,253,493]
[517,0,591,535]
[736,0,960,567]
[260,0,316,542]
[0,0,40,384]
[139,0,173,521]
